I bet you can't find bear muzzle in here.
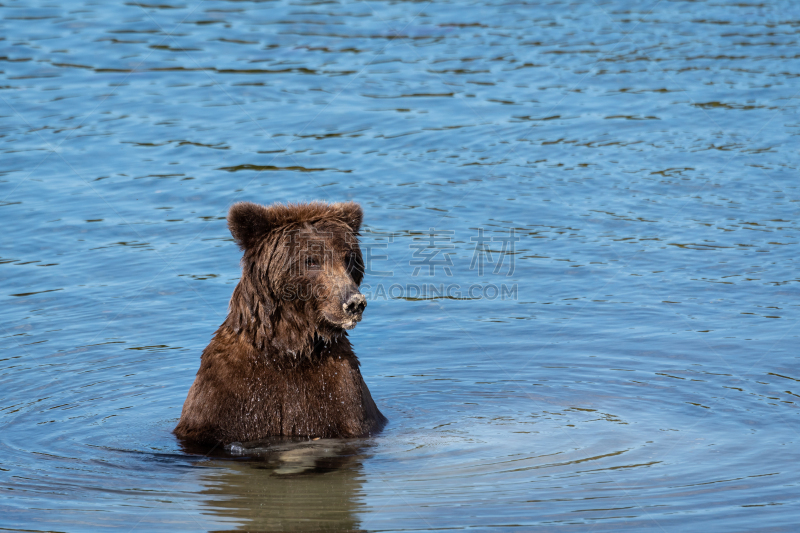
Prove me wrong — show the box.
[340,292,367,329]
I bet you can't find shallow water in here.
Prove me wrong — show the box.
[2,0,800,531]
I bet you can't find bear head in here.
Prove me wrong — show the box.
[225,201,366,357]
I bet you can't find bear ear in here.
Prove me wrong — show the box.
[227,202,274,250]
[335,201,363,234]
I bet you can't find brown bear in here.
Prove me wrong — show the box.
[174,201,387,445]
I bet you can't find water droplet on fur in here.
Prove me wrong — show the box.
[226,442,245,455]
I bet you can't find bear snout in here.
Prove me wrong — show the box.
[343,292,367,318]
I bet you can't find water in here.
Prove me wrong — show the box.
[2,0,799,530]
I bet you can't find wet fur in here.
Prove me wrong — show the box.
[174,201,386,445]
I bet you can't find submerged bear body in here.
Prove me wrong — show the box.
[174,201,386,445]
[175,330,384,443]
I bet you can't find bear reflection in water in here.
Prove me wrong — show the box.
[188,437,370,532]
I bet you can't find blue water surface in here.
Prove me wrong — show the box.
[1,0,799,531]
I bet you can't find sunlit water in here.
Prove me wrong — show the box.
[2,0,799,531]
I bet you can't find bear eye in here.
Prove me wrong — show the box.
[305,257,320,268]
